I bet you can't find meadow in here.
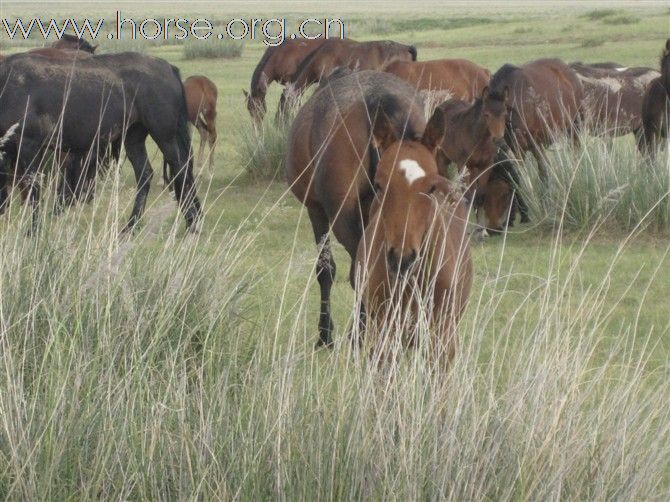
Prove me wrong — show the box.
[0,1,669,499]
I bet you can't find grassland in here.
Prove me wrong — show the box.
[0,1,669,499]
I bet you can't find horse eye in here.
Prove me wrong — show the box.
[427,184,437,195]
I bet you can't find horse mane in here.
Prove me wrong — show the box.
[661,47,670,89]
[250,45,278,96]
[366,93,421,142]
[288,43,325,84]
[489,64,520,99]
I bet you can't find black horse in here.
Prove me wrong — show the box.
[640,39,670,155]
[0,51,201,232]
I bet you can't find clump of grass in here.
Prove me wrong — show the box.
[582,8,620,20]
[237,117,292,181]
[580,36,606,48]
[514,134,670,234]
[391,16,495,32]
[602,14,639,25]
[182,39,244,60]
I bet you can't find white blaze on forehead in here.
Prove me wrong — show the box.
[398,159,426,185]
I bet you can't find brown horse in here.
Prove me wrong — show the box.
[570,61,659,138]
[640,39,670,155]
[488,58,584,182]
[244,38,328,125]
[355,108,472,367]
[51,33,97,53]
[184,75,218,169]
[281,39,417,117]
[286,70,425,347]
[384,58,490,113]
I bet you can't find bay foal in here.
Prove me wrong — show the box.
[356,109,473,367]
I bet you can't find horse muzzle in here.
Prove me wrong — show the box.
[387,248,417,276]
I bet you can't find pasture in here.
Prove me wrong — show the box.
[0,1,669,499]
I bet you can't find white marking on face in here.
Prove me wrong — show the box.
[398,159,426,185]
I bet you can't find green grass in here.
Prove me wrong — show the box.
[0,1,669,498]
[182,39,244,60]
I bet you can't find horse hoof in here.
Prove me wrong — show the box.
[314,336,334,350]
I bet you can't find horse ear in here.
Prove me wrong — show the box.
[421,107,447,152]
[503,86,510,104]
[242,89,249,99]
[480,86,489,101]
[665,39,670,54]
[372,110,397,150]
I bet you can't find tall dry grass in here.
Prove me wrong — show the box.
[0,143,668,498]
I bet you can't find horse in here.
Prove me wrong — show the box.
[384,58,490,114]
[281,39,417,118]
[286,70,425,347]
[355,108,472,368]
[0,51,201,232]
[640,39,670,155]
[434,87,530,226]
[570,62,659,138]
[244,38,328,125]
[184,75,218,169]
[51,33,97,53]
[488,58,584,182]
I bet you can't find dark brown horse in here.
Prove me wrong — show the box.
[355,108,472,368]
[51,33,97,53]
[286,70,425,347]
[184,75,218,169]
[435,87,529,227]
[488,58,584,182]
[384,58,490,113]
[244,38,328,125]
[640,39,670,155]
[281,39,417,117]
[570,62,659,138]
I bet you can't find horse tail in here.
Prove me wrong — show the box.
[408,45,417,61]
[165,65,194,191]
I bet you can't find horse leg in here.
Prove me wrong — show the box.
[19,139,43,234]
[308,205,337,348]
[207,123,217,170]
[122,124,152,233]
[155,138,202,232]
[196,124,207,168]
[531,145,549,185]
[332,208,367,347]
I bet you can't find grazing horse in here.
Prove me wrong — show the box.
[244,38,328,125]
[570,62,659,138]
[488,58,584,182]
[286,70,425,347]
[355,108,472,367]
[435,87,529,227]
[51,33,97,53]
[184,75,218,169]
[640,39,670,155]
[281,39,417,117]
[0,51,201,232]
[384,58,490,113]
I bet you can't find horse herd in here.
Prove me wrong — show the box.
[0,33,668,365]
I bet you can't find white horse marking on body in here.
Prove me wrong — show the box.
[398,159,426,185]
